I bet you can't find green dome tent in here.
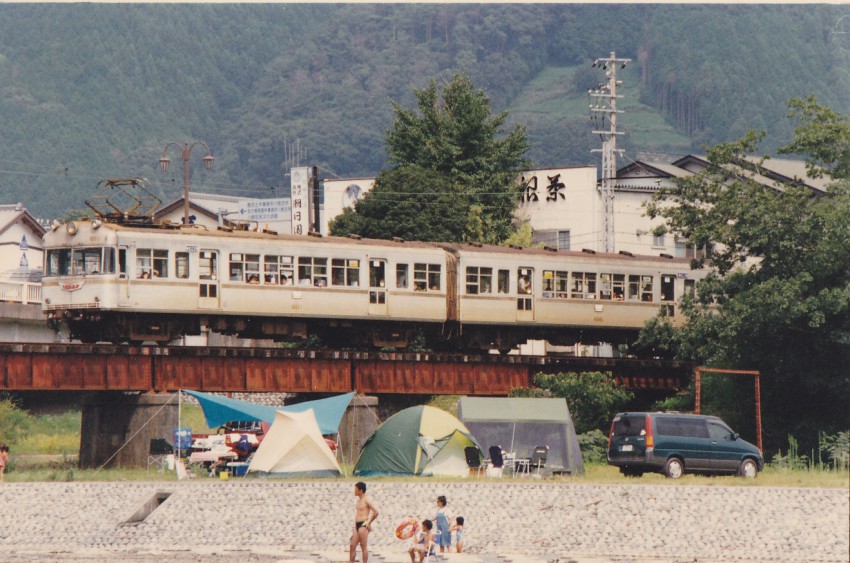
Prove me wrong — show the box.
[353,405,481,477]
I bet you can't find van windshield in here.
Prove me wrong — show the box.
[613,415,645,436]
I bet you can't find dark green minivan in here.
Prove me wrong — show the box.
[607,412,764,478]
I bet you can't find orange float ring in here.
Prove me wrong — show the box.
[395,518,419,540]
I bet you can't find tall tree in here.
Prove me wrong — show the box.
[638,99,850,452]
[369,71,530,244]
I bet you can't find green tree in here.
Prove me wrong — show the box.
[381,71,531,244]
[329,165,467,241]
[641,98,850,452]
[510,371,633,434]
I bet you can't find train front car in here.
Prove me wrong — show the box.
[42,220,128,343]
[447,243,707,353]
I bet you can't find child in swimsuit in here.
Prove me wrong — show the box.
[408,519,433,563]
[0,444,8,483]
[450,516,465,553]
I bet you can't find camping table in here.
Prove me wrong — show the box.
[512,457,531,477]
[188,450,238,465]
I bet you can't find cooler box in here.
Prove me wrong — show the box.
[173,428,193,453]
[228,462,250,477]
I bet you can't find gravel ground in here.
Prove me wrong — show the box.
[0,480,845,562]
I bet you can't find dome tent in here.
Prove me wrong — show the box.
[353,405,481,477]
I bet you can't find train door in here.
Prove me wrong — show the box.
[368,259,388,316]
[660,273,675,317]
[198,249,220,309]
[118,245,131,307]
[517,267,534,321]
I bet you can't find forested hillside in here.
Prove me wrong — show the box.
[0,4,847,218]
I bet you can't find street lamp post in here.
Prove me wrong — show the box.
[159,141,214,225]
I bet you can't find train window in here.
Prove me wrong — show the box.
[136,249,153,278]
[244,254,260,283]
[497,270,510,294]
[72,248,103,275]
[641,276,654,301]
[103,248,115,274]
[517,268,532,294]
[333,259,361,287]
[571,272,596,299]
[199,251,217,280]
[230,253,260,283]
[369,260,385,288]
[396,264,408,289]
[229,254,244,281]
[298,257,328,287]
[175,252,190,279]
[684,279,695,297]
[465,267,493,295]
[153,250,168,278]
[264,255,293,286]
[599,274,625,300]
[541,270,569,299]
[660,275,675,301]
[136,249,168,278]
[414,263,441,292]
[46,249,72,276]
[542,271,554,297]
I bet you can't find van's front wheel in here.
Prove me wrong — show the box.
[664,458,684,479]
[738,458,758,478]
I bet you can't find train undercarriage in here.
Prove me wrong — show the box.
[52,310,641,352]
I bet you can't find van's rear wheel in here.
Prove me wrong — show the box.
[664,458,684,479]
[738,458,758,478]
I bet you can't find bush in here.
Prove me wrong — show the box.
[511,371,633,434]
[0,398,32,447]
[577,429,608,464]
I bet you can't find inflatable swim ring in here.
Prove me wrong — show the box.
[395,518,419,540]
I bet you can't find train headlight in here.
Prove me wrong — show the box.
[91,219,102,230]
[66,221,78,236]
[51,220,62,231]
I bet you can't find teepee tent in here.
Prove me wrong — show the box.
[353,405,481,477]
[248,409,342,478]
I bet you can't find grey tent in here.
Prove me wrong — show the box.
[457,397,584,475]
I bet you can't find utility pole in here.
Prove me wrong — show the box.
[589,51,630,253]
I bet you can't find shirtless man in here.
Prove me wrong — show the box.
[350,481,379,563]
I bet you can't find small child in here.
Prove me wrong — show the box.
[450,516,465,553]
[408,519,434,563]
[434,495,452,553]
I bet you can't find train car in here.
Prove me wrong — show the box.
[42,220,451,346]
[441,243,704,351]
[42,218,708,350]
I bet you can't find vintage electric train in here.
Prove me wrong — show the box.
[41,219,708,351]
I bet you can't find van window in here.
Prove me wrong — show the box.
[612,415,645,436]
[708,422,733,441]
[655,417,709,438]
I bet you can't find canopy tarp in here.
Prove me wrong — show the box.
[353,405,481,477]
[248,409,342,478]
[182,390,355,435]
[457,396,584,475]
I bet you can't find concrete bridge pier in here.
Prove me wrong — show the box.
[79,392,178,469]
[337,395,379,468]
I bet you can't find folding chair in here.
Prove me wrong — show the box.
[531,445,549,475]
[487,445,505,478]
[464,446,486,478]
